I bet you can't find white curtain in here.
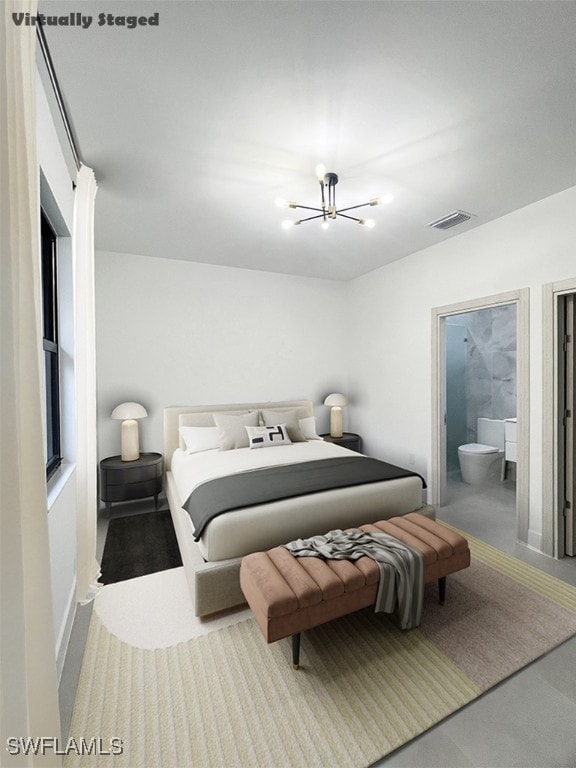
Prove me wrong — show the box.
[0,0,62,763]
[73,164,101,604]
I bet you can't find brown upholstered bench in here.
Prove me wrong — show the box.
[240,512,470,668]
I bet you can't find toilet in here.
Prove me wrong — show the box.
[458,418,506,485]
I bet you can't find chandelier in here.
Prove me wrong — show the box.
[276,164,393,230]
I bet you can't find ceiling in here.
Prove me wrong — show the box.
[40,0,576,281]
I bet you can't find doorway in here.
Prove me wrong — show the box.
[444,307,517,536]
[559,294,576,555]
[542,279,576,558]
[431,289,530,545]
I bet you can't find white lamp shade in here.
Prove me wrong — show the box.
[111,402,148,420]
[323,393,348,407]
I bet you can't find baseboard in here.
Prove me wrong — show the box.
[527,528,543,553]
[56,578,77,684]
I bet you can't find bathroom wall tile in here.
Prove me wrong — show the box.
[467,346,490,381]
[460,308,517,441]
[467,308,493,337]
[492,351,517,420]
[468,311,493,348]
[492,351,516,382]
[449,305,517,449]
[466,392,492,441]
[492,381,517,420]
[492,306,517,352]
[467,394,492,425]
[468,392,492,416]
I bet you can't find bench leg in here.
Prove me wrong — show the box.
[292,633,301,670]
[438,576,446,605]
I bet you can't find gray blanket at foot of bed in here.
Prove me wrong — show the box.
[183,456,426,540]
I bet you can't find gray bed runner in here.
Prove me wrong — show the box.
[183,456,425,540]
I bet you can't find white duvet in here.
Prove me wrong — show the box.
[169,440,424,562]
[171,439,355,505]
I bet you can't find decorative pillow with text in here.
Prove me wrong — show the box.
[245,424,292,449]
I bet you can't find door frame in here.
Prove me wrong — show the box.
[542,277,576,557]
[431,289,530,544]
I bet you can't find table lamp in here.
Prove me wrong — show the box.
[323,393,348,438]
[111,402,148,461]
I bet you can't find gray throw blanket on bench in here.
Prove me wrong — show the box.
[283,529,425,629]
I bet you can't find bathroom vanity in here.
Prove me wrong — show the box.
[502,417,517,479]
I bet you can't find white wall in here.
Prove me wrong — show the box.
[347,183,576,546]
[37,71,78,680]
[95,253,349,460]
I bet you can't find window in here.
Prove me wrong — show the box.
[41,211,62,478]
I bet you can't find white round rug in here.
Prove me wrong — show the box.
[94,566,250,649]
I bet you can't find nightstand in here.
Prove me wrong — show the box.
[100,452,163,515]
[320,433,362,453]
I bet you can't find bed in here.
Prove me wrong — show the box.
[164,400,434,616]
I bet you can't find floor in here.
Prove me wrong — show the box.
[58,497,155,742]
[59,481,576,768]
[377,472,576,768]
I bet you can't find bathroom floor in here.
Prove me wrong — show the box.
[439,468,517,553]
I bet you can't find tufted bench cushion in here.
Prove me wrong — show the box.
[240,512,470,667]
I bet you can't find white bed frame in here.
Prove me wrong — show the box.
[164,400,434,617]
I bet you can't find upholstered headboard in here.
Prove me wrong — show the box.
[163,400,314,470]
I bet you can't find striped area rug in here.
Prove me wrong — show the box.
[65,532,576,768]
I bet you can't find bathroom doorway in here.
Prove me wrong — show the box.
[542,278,576,558]
[431,290,530,546]
[445,307,517,534]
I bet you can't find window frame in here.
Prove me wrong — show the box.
[41,210,62,479]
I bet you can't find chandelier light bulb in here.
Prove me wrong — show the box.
[364,218,376,229]
[275,197,289,208]
[315,163,326,181]
[281,219,295,229]
[369,194,394,206]
[321,220,330,230]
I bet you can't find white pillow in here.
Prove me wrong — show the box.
[177,410,249,450]
[213,411,260,450]
[299,416,323,440]
[178,426,221,454]
[245,424,292,449]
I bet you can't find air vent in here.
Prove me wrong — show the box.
[428,210,474,230]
